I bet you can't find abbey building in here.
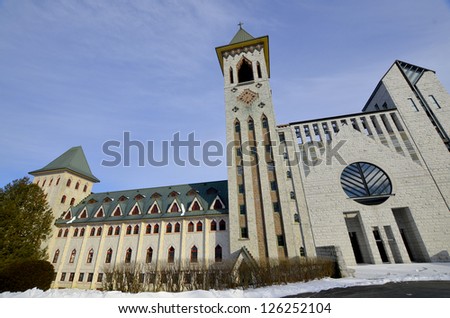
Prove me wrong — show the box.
[29,27,450,289]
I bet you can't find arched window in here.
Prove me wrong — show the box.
[64,229,69,237]
[49,179,53,186]
[229,66,234,84]
[256,61,262,78]
[66,179,72,187]
[115,226,120,235]
[73,228,79,237]
[174,222,181,233]
[56,177,60,185]
[70,198,75,206]
[146,224,152,234]
[168,246,175,263]
[133,225,139,235]
[52,249,60,263]
[154,224,160,234]
[166,223,172,233]
[235,120,241,133]
[262,116,268,129]
[190,246,198,263]
[36,180,40,186]
[126,225,132,235]
[215,245,222,262]
[80,228,85,237]
[42,179,46,187]
[90,227,96,236]
[108,226,113,236]
[210,220,217,231]
[96,227,102,236]
[105,248,113,263]
[188,222,194,232]
[83,184,87,192]
[125,248,132,263]
[75,182,80,190]
[196,221,203,232]
[146,247,153,263]
[87,249,94,263]
[219,220,226,231]
[61,195,67,204]
[57,229,63,237]
[248,118,254,131]
[237,57,254,83]
[69,249,76,263]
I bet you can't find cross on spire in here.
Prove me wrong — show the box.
[238,21,244,29]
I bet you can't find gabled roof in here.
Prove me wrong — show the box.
[55,180,228,225]
[395,60,434,85]
[229,26,254,44]
[29,146,99,182]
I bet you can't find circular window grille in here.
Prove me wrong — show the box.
[340,162,392,205]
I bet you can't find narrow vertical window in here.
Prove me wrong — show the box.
[154,224,160,234]
[215,245,222,262]
[52,249,60,263]
[196,221,203,232]
[257,61,262,78]
[408,98,419,112]
[210,220,217,231]
[168,246,175,263]
[69,249,76,263]
[229,67,234,84]
[57,229,63,237]
[61,195,67,204]
[126,225,132,235]
[70,198,75,206]
[115,226,120,235]
[90,228,96,236]
[105,248,113,263]
[133,225,139,234]
[87,249,94,263]
[146,248,153,263]
[75,182,80,190]
[146,224,152,234]
[190,246,198,263]
[66,179,72,187]
[174,222,181,233]
[188,222,194,232]
[219,220,226,231]
[428,95,441,109]
[83,184,87,192]
[108,226,113,236]
[64,229,69,237]
[125,248,132,263]
[96,227,102,236]
[80,228,85,237]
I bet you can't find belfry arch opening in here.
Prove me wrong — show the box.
[237,57,254,83]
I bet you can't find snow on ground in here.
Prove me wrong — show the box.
[2,263,450,298]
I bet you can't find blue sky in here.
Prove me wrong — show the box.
[1,0,450,192]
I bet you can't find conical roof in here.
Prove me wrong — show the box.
[229,26,254,44]
[29,146,99,182]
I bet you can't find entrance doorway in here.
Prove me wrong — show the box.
[348,232,364,264]
[373,228,389,263]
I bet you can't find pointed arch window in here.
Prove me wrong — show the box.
[42,179,46,187]
[64,229,69,237]
[188,222,194,232]
[125,248,132,263]
[229,66,234,84]
[262,116,268,129]
[70,198,75,206]
[52,249,60,263]
[154,224,160,234]
[96,227,102,236]
[237,57,254,83]
[168,200,180,213]
[80,228,85,237]
[95,207,104,218]
[87,249,94,263]
[75,182,80,190]
[248,118,254,131]
[56,178,60,185]
[168,246,175,263]
[166,223,172,233]
[148,201,160,214]
[49,179,53,186]
[189,198,203,211]
[219,220,226,231]
[196,221,203,232]
[126,225,132,235]
[256,61,262,78]
[210,220,217,231]
[235,120,241,133]
[146,224,152,234]
[146,247,153,263]
[112,206,122,216]
[215,245,223,262]
[57,229,63,237]
[115,226,121,235]
[211,195,226,210]
[66,179,72,187]
[90,227,96,236]
[73,228,79,237]
[129,205,140,215]
[61,195,67,204]
[133,225,139,235]
[190,246,198,263]
[83,184,87,192]
[64,210,72,220]
[69,249,76,263]
[79,208,87,219]
[105,248,113,263]
[108,226,113,236]
[174,222,181,233]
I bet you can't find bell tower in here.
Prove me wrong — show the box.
[216,26,294,261]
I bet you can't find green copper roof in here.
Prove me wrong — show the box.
[229,27,254,44]
[55,180,228,225]
[29,146,100,182]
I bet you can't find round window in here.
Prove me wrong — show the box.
[340,162,392,205]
